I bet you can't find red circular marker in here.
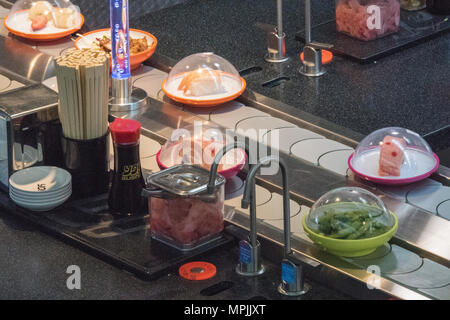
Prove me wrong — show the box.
[179,261,217,280]
[300,49,333,65]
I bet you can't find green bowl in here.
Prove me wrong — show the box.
[302,212,398,257]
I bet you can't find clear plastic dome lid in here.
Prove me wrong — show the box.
[162,52,245,104]
[349,127,438,182]
[6,0,82,34]
[306,187,395,240]
[158,122,246,173]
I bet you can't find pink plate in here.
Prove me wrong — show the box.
[156,148,246,180]
[348,152,440,185]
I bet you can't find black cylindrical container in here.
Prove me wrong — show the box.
[108,118,145,216]
[61,131,110,199]
[39,120,64,168]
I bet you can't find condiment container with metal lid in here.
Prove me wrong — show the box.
[335,0,401,41]
[143,164,226,251]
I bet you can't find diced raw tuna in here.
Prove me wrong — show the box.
[336,0,400,41]
[149,188,224,245]
[378,136,406,176]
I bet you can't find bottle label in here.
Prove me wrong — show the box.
[121,163,141,181]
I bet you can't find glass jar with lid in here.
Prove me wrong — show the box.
[335,0,401,41]
[144,164,226,251]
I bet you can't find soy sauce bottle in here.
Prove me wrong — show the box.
[108,118,145,215]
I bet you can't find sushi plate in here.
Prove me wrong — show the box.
[161,72,246,107]
[348,149,439,185]
[3,10,84,41]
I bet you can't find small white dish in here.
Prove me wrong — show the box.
[349,148,439,185]
[10,185,71,201]
[10,192,70,212]
[10,191,71,204]
[9,166,71,194]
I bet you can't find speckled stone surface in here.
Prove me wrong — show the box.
[0,202,350,300]
[130,0,450,140]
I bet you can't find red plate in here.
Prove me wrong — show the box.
[348,152,440,185]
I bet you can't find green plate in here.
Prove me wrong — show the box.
[302,212,398,257]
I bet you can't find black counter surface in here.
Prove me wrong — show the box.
[128,0,449,149]
[0,198,350,300]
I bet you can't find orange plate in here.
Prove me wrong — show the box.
[301,49,333,65]
[179,261,217,281]
[3,11,85,41]
[161,75,246,107]
[74,28,158,71]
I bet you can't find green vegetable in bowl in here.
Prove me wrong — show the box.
[317,209,390,240]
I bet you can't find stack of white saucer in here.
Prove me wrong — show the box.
[9,166,72,212]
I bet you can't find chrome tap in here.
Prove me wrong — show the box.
[255,0,289,63]
[239,155,310,294]
[209,141,266,276]
[207,141,248,194]
[236,156,285,276]
[299,42,333,77]
[299,0,333,77]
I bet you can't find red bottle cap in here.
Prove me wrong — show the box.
[109,118,141,144]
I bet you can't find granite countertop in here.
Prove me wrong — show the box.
[129,0,450,148]
[0,206,350,300]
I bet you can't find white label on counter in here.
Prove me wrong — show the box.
[66,265,81,290]
[366,5,382,30]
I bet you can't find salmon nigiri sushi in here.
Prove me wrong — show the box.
[177,68,225,96]
[378,136,406,176]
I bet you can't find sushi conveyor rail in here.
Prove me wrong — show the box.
[0,25,449,300]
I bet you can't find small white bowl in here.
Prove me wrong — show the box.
[9,166,71,194]
[10,192,71,212]
[10,183,71,199]
[10,186,72,203]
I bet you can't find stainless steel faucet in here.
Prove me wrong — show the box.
[299,42,333,77]
[209,142,266,276]
[256,0,289,63]
[236,156,284,276]
[299,0,334,77]
[237,155,313,294]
